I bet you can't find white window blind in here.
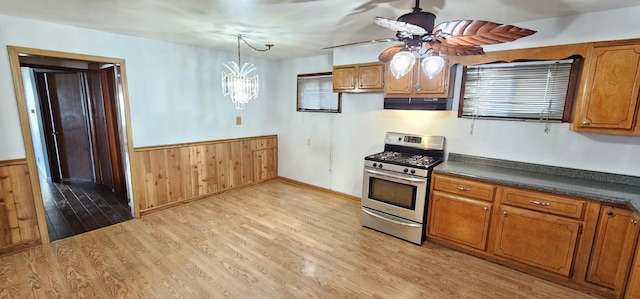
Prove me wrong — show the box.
[462,59,574,121]
[297,74,340,112]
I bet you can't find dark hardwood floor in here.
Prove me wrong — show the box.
[40,180,132,242]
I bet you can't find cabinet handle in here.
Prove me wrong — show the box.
[582,119,591,126]
[502,211,509,216]
[483,207,489,212]
[455,186,470,191]
[414,84,421,91]
[607,211,614,216]
[632,219,638,225]
[529,199,550,206]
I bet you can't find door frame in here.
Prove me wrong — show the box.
[7,46,140,244]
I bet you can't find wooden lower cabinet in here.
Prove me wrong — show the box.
[493,205,581,276]
[428,191,492,251]
[428,174,640,298]
[0,160,41,252]
[134,135,278,215]
[252,148,277,181]
[626,238,640,298]
[586,206,640,292]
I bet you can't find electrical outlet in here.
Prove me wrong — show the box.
[307,138,311,145]
[236,116,242,125]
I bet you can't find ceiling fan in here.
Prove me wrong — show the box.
[324,0,536,78]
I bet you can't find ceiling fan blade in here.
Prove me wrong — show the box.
[433,20,536,47]
[427,44,485,56]
[378,45,403,62]
[374,16,428,37]
[321,38,398,50]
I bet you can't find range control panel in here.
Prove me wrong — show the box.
[385,132,445,150]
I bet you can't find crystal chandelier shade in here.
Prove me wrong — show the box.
[221,35,272,110]
[222,61,259,110]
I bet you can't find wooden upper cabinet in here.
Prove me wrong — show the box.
[332,63,384,93]
[574,43,640,135]
[493,205,581,277]
[332,67,356,91]
[384,58,453,98]
[586,206,639,292]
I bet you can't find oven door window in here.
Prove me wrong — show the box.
[368,177,417,210]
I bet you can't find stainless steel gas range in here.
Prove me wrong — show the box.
[361,132,445,245]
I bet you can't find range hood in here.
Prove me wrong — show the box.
[383,97,452,110]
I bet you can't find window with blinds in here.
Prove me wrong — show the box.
[297,72,341,113]
[462,59,577,121]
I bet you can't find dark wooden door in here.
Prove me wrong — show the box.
[87,65,126,193]
[38,72,94,182]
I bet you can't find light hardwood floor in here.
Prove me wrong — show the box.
[0,179,601,298]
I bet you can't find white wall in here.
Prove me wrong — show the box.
[276,5,640,197]
[2,6,639,201]
[21,68,50,178]
[0,14,278,161]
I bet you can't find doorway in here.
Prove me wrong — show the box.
[8,47,137,243]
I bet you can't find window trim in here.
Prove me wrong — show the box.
[457,57,583,122]
[296,72,342,113]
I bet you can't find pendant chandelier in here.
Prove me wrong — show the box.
[221,35,273,110]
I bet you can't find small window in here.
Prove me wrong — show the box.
[297,72,341,113]
[461,59,580,122]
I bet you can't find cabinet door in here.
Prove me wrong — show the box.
[626,236,640,299]
[414,58,450,97]
[428,191,493,251]
[493,206,581,276]
[586,206,639,291]
[332,66,356,91]
[358,64,385,91]
[578,45,640,132]
[384,65,412,98]
[252,148,277,182]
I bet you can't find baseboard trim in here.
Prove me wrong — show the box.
[0,158,28,167]
[276,176,360,202]
[0,239,41,257]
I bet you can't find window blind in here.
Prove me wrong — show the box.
[462,59,574,121]
[297,74,340,112]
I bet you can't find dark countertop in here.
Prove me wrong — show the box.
[433,154,640,214]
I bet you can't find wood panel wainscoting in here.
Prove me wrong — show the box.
[0,159,41,254]
[0,179,598,298]
[133,135,277,216]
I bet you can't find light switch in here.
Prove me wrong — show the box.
[236,116,242,125]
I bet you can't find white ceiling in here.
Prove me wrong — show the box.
[0,0,638,60]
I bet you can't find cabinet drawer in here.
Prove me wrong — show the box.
[432,174,496,202]
[500,187,585,219]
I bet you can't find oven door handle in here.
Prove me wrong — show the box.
[364,169,427,184]
[362,208,422,228]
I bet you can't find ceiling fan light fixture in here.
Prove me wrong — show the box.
[390,50,416,79]
[421,55,445,79]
